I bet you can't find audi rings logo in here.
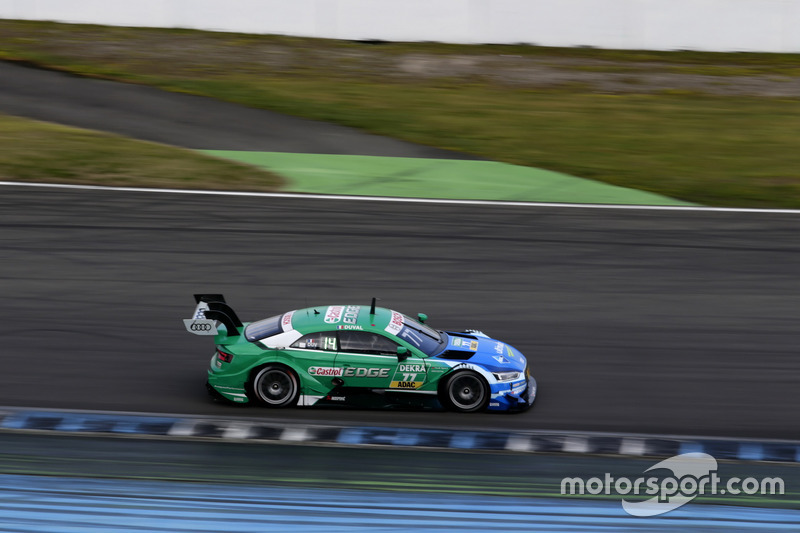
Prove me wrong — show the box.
[184,319,217,335]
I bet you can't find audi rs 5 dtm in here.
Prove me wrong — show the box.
[184,294,537,413]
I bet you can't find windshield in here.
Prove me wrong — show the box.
[244,314,283,341]
[396,314,445,356]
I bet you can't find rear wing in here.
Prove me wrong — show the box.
[183,294,244,337]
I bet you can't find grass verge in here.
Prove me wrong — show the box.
[0,114,283,190]
[1,19,800,207]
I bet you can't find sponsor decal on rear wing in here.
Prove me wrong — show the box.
[184,300,218,336]
[184,294,244,337]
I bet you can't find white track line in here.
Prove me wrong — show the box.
[3,181,800,214]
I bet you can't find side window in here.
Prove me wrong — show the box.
[290,332,337,351]
[339,331,399,355]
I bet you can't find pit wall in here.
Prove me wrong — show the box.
[1,0,799,53]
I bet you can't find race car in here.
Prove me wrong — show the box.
[184,294,537,413]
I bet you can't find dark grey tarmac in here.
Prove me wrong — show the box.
[1,186,798,439]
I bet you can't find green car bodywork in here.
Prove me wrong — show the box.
[185,294,537,412]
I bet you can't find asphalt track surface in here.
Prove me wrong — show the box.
[2,185,799,439]
[1,61,799,440]
[0,61,477,158]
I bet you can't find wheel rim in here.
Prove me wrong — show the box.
[256,369,296,405]
[448,373,486,411]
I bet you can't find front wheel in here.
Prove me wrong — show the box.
[442,371,489,413]
[252,366,299,407]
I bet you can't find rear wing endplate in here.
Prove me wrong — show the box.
[183,294,243,336]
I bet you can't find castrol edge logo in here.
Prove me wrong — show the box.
[309,367,390,378]
[324,305,360,324]
[308,366,343,377]
[324,306,344,323]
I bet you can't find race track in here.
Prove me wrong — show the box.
[2,185,799,439]
[1,60,799,440]
[0,61,478,158]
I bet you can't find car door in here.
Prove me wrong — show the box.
[334,330,428,390]
[287,331,339,387]
[334,331,398,389]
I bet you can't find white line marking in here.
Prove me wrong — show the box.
[222,422,254,439]
[166,420,198,437]
[281,427,311,441]
[505,434,534,452]
[620,438,647,456]
[2,181,799,214]
[563,436,590,453]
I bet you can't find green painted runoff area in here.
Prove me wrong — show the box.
[203,150,695,206]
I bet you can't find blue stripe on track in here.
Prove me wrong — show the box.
[0,474,798,532]
[0,411,178,434]
[739,443,765,461]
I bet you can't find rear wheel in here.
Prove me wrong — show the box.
[252,366,299,407]
[442,371,489,413]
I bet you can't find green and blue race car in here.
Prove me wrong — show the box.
[185,294,537,413]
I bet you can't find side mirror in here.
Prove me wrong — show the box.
[417,313,428,324]
[397,346,409,362]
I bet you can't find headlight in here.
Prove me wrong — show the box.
[493,371,522,382]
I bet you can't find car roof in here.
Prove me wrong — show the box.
[289,305,398,334]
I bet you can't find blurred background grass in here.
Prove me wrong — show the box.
[0,114,284,190]
[1,19,799,207]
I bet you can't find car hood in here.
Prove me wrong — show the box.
[435,333,527,373]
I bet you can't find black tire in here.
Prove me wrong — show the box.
[442,371,489,413]
[251,365,299,407]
